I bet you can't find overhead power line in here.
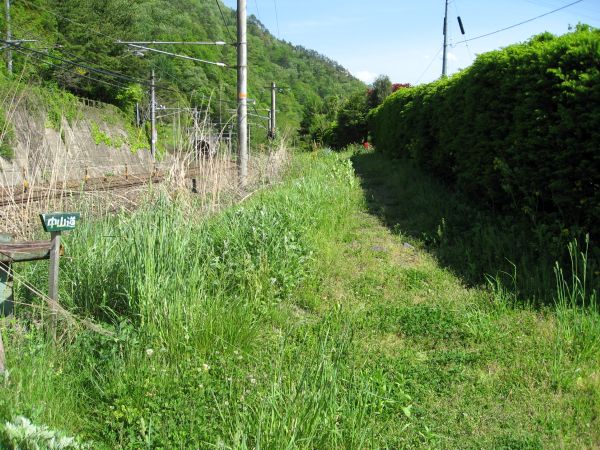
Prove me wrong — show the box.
[7,24,151,82]
[273,0,281,38]
[117,40,230,46]
[462,0,584,43]
[416,46,443,84]
[253,0,262,23]
[1,40,143,84]
[452,0,473,59]
[11,46,131,90]
[215,0,236,42]
[2,39,180,93]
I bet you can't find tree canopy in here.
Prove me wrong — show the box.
[0,0,364,134]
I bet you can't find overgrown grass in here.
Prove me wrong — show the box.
[1,151,381,448]
[0,150,598,448]
[351,150,599,303]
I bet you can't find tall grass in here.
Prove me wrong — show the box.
[2,149,599,447]
[351,150,599,303]
[1,151,384,447]
[552,236,600,389]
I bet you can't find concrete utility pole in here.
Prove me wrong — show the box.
[150,69,157,158]
[269,81,276,139]
[5,0,11,75]
[442,0,449,78]
[237,0,248,187]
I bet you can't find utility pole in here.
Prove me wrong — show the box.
[442,0,449,78]
[150,69,157,159]
[5,0,11,75]
[237,0,248,187]
[268,109,272,139]
[269,81,276,139]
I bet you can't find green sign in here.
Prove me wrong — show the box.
[40,212,81,232]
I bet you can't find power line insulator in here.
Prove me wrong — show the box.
[458,16,466,35]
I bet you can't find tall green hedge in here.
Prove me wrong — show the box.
[369,26,600,237]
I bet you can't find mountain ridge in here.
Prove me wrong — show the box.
[1,0,365,133]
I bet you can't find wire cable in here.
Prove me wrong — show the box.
[2,40,143,84]
[215,0,236,42]
[11,47,131,91]
[463,0,584,43]
[253,0,262,23]
[452,0,473,60]
[273,0,281,38]
[7,23,149,85]
[416,46,443,84]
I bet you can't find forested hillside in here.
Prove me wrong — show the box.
[0,0,364,133]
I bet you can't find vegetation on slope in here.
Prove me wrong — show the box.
[1,149,598,448]
[0,0,364,135]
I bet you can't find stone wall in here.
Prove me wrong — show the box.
[0,101,173,187]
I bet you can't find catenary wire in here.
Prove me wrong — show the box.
[16,0,212,92]
[6,23,150,85]
[273,0,281,38]
[215,0,236,42]
[11,47,131,91]
[462,0,584,43]
[2,40,144,84]
[416,46,443,84]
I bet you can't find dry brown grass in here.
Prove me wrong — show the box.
[0,94,290,240]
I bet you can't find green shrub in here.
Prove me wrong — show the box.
[369,25,600,239]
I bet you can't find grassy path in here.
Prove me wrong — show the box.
[309,151,599,448]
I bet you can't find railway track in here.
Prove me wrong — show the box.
[0,166,210,208]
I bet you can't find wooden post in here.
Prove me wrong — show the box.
[0,326,4,376]
[48,231,61,338]
[0,233,13,317]
[0,233,13,377]
[0,262,12,317]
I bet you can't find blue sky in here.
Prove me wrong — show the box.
[221,0,600,85]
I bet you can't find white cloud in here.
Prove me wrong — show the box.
[354,70,377,84]
[447,52,458,62]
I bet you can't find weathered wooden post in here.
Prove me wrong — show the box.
[0,234,13,317]
[0,233,12,376]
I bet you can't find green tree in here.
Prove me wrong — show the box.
[368,75,392,109]
[4,0,364,137]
